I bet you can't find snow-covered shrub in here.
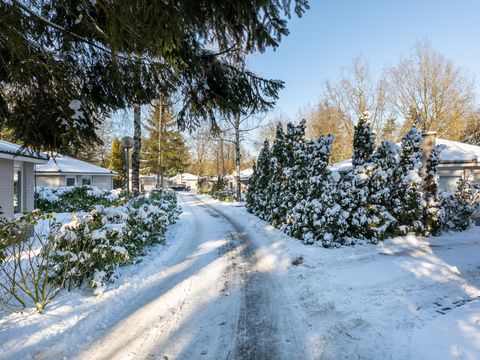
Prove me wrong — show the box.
[440,178,479,232]
[49,189,181,290]
[35,186,125,213]
[0,211,66,313]
[207,177,236,202]
[196,178,211,195]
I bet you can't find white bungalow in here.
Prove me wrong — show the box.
[227,168,254,192]
[169,173,199,190]
[35,155,117,190]
[332,132,480,192]
[0,140,49,218]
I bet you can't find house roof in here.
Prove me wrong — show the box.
[0,140,49,163]
[331,138,480,172]
[226,168,254,180]
[36,155,117,175]
[169,173,199,181]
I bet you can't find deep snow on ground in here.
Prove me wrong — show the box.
[1,193,480,359]
[197,194,480,360]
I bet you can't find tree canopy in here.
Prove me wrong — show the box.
[0,0,309,153]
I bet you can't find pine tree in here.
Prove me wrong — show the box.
[267,123,289,226]
[246,139,271,218]
[142,99,190,186]
[423,145,445,235]
[280,120,308,229]
[368,140,400,238]
[352,111,376,167]
[344,111,385,243]
[109,137,126,188]
[285,135,337,244]
[392,128,424,234]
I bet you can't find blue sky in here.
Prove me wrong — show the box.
[247,0,480,119]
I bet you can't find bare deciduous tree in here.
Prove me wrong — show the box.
[389,40,475,138]
[324,55,389,138]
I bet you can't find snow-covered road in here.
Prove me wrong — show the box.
[75,193,308,359]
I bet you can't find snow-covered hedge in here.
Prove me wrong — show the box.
[35,186,125,212]
[49,189,181,291]
[1,190,180,312]
[247,112,479,247]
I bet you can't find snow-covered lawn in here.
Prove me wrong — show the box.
[198,195,480,359]
[1,193,480,359]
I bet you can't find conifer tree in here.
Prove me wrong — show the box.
[142,100,190,186]
[392,128,424,234]
[246,139,271,218]
[109,137,126,188]
[352,111,376,167]
[281,120,308,228]
[285,135,337,244]
[267,123,289,225]
[368,140,401,238]
[423,145,445,235]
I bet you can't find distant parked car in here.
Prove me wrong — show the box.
[171,183,189,191]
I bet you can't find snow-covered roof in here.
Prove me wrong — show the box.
[226,168,254,180]
[331,138,480,172]
[0,140,49,163]
[36,155,117,175]
[436,139,480,162]
[169,173,199,182]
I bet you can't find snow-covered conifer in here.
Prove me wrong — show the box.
[352,111,376,167]
[392,128,424,234]
[267,123,289,225]
[423,145,445,235]
[246,139,271,219]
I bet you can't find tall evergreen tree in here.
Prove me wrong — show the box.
[392,128,424,234]
[423,145,445,235]
[109,137,126,188]
[352,111,376,167]
[267,123,289,225]
[246,139,271,218]
[142,99,190,185]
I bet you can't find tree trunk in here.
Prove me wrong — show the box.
[132,104,141,195]
[157,99,163,188]
[234,114,241,201]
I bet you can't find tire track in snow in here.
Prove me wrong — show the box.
[194,196,309,360]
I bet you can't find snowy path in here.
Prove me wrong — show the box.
[74,193,308,360]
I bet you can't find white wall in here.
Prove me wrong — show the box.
[0,158,14,218]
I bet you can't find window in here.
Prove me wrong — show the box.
[66,177,76,187]
[81,177,92,186]
[13,169,22,213]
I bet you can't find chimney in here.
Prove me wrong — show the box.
[421,131,437,174]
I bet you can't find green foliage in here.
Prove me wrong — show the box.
[142,99,190,178]
[209,178,236,202]
[196,178,212,195]
[423,145,445,235]
[109,137,126,188]
[1,1,309,153]
[352,111,376,167]
[35,186,126,213]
